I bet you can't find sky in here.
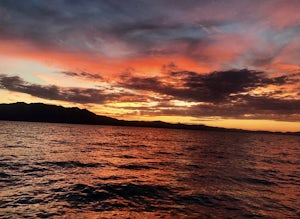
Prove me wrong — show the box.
[0,0,299,132]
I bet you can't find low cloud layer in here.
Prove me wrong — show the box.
[0,74,132,104]
[120,69,299,102]
[1,69,299,121]
[117,69,300,121]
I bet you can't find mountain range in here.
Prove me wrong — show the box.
[0,102,299,136]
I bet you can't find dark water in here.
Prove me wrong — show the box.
[0,121,299,218]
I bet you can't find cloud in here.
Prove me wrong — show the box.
[120,69,299,103]
[190,96,300,121]
[110,95,300,122]
[135,95,300,122]
[0,73,158,104]
[171,69,264,102]
[0,0,299,128]
[60,71,103,80]
[1,68,299,122]
[0,74,126,104]
[117,69,300,121]
[1,0,300,73]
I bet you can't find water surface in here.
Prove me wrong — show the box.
[0,121,299,218]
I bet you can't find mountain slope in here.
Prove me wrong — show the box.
[0,102,119,125]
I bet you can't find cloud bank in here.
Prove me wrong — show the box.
[1,69,299,121]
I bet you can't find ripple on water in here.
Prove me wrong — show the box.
[37,161,102,168]
[51,183,174,211]
[118,164,158,170]
[234,177,278,186]
[1,122,299,218]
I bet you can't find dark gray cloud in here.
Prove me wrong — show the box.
[261,73,300,85]
[107,94,300,121]
[61,71,103,80]
[132,96,300,121]
[171,69,264,102]
[115,69,300,121]
[1,0,300,69]
[0,74,131,104]
[0,0,229,58]
[1,0,299,70]
[1,69,300,121]
[0,1,168,45]
[120,69,299,103]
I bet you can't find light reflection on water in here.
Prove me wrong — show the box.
[0,121,299,218]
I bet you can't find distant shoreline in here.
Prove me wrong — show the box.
[1,102,299,136]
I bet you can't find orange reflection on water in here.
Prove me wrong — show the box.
[1,122,299,218]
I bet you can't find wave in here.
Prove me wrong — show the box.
[37,161,101,168]
[118,164,157,170]
[235,177,278,186]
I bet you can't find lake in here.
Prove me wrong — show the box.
[0,121,299,218]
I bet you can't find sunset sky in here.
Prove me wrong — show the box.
[0,0,299,132]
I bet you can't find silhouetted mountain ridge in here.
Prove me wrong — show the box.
[0,102,118,125]
[0,102,299,135]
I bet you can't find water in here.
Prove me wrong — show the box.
[0,121,299,218]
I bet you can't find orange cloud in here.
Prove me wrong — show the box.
[0,38,211,81]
